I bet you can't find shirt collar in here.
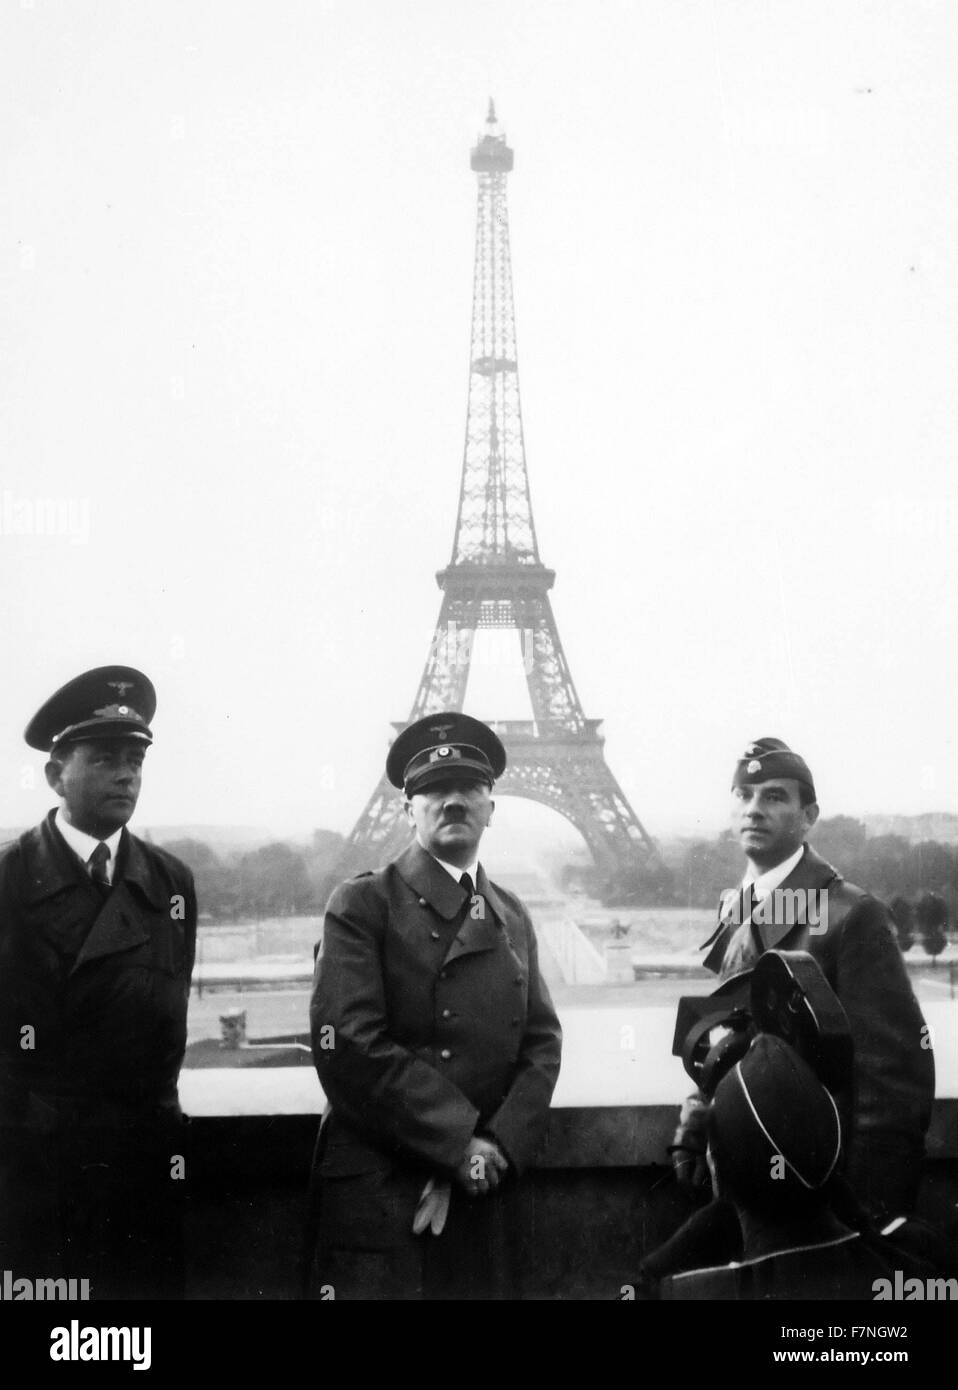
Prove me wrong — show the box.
[55,807,123,883]
[420,841,480,886]
[743,843,805,896]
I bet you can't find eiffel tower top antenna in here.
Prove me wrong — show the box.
[452,101,541,569]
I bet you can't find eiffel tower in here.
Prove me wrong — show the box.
[343,103,666,902]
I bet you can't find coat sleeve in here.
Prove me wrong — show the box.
[310,876,480,1171]
[670,1089,709,1154]
[170,863,197,1084]
[0,845,28,1113]
[833,895,935,1209]
[483,905,562,1174]
[181,866,198,984]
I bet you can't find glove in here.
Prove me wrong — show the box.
[669,1147,711,1191]
[412,1178,451,1236]
[669,1090,711,1191]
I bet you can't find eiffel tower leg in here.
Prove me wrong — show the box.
[345,595,477,869]
[408,592,474,720]
[340,775,411,874]
[498,736,668,904]
[518,593,588,734]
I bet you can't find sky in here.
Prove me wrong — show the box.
[2,0,957,850]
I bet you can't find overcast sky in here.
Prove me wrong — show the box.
[2,0,956,850]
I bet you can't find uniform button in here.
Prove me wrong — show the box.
[440,1049,452,1060]
[430,930,440,940]
[439,970,447,980]
[418,897,428,907]
[441,1008,452,1019]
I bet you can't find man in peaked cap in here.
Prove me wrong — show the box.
[308,712,562,1299]
[641,736,934,1287]
[0,666,196,1298]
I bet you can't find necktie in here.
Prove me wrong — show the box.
[459,872,475,901]
[88,841,111,891]
[744,883,765,952]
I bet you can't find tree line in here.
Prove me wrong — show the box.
[674,815,954,958]
[161,816,955,962]
[157,830,345,921]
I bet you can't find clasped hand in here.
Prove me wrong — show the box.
[454,1136,508,1198]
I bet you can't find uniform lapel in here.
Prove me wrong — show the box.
[701,887,744,974]
[442,863,502,965]
[19,814,167,971]
[120,831,168,910]
[474,866,509,930]
[70,829,165,973]
[19,813,105,955]
[70,883,149,971]
[393,844,502,964]
[702,845,840,973]
[20,812,87,905]
[750,845,838,952]
[395,842,466,921]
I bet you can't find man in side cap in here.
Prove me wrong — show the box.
[674,738,933,1219]
[0,667,196,1298]
[307,712,562,1299]
[661,1036,931,1300]
[641,737,934,1287]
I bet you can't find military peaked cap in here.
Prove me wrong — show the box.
[387,712,506,796]
[25,666,156,751]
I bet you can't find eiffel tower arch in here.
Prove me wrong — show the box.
[341,104,669,903]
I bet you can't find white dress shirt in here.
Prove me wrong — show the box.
[55,807,123,885]
[716,845,808,979]
[743,844,805,902]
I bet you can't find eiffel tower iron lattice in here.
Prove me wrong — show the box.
[342,103,667,902]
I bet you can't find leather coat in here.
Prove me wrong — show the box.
[0,810,196,1117]
[677,845,934,1216]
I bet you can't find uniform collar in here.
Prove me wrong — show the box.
[395,841,509,928]
[55,807,123,882]
[701,844,841,971]
[743,844,805,896]
[425,845,480,886]
[21,809,166,911]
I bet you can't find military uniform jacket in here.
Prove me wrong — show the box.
[310,842,562,1179]
[0,810,197,1120]
[681,845,934,1211]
